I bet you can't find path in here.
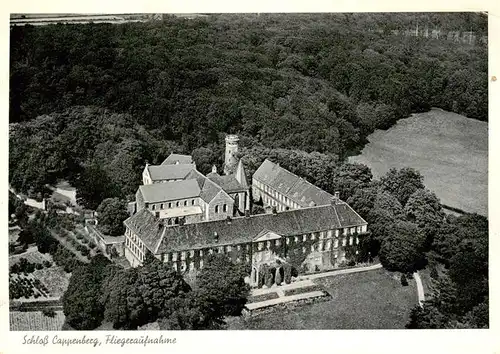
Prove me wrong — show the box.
[246,291,326,311]
[414,271,425,306]
[297,263,383,281]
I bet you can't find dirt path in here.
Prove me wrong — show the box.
[414,271,425,306]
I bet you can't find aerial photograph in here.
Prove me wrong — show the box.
[8,12,488,331]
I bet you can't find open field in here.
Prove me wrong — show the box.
[10,310,65,331]
[229,269,417,329]
[349,108,487,216]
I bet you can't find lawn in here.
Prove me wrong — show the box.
[349,108,487,216]
[228,269,418,329]
[10,310,65,331]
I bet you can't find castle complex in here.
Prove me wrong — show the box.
[123,136,368,286]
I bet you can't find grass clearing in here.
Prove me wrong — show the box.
[349,108,487,215]
[229,269,417,329]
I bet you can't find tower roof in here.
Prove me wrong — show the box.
[235,159,248,188]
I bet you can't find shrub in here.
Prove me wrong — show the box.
[76,233,83,240]
[42,260,52,268]
[42,308,56,318]
[275,267,282,286]
[35,263,43,270]
[283,263,292,284]
[81,238,88,244]
[401,273,408,286]
[347,260,356,267]
[430,267,439,279]
[89,241,97,249]
[265,267,274,288]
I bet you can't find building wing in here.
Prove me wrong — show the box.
[147,164,196,181]
[138,179,201,203]
[161,153,193,165]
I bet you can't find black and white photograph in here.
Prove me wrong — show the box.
[5,8,492,341]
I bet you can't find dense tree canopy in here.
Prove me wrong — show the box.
[96,198,129,236]
[380,167,425,206]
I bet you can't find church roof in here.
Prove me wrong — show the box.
[147,164,195,181]
[138,180,201,203]
[253,159,334,207]
[207,174,247,194]
[235,159,248,188]
[125,202,367,254]
[161,153,193,165]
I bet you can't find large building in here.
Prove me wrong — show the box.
[123,136,368,286]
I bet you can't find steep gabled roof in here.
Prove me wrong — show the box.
[147,164,196,181]
[207,174,247,194]
[138,180,201,203]
[161,153,193,165]
[125,202,367,254]
[253,159,334,207]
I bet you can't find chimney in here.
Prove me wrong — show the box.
[334,191,340,200]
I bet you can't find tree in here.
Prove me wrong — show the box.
[101,260,191,329]
[378,220,426,273]
[194,254,250,327]
[332,163,373,200]
[96,198,129,236]
[62,255,114,330]
[404,189,444,229]
[380,167,425,206]
[192,146,219,175]
[75,163,117,210]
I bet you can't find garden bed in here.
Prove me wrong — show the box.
[283,285,324,297]
[247,292,280,304]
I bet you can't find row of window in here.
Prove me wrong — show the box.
[214,204,228,213]
[171,254,250,273]
[256,181,300,210]
[125,231,145,262]
[150,198,197,211]
[161,233,360,264]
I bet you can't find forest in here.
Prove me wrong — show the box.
[9,12,487,203]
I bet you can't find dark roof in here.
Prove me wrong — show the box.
[199,177,223,202]
[125,202,367,254]
[207,174,248,194]
[138,180,201,203]
[147,164,195,181]
[162,153,193,165]
[253,159,334,207]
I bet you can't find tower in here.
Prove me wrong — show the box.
[224,135,239,175]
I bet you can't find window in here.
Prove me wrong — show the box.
[351,227,356,234]
[223,204,227,212]
[160,203,164,209]
[226,245,232,252]
[190,250,194,258]
[349,237,354,246]
[311,245,315,252]
[165,253,170,262]
[184,200,188,206]
[155,212,160,218]
[266,241,271,249]
[181,261,186,272]
[342,238,347,246]
[176,201,180,207]
[181,251,186,260]
[192,199,195,205]
[258,242,263,251]
[199,250,203,257]
[327,230,333,238]
[294,236,299,243]
[336,230,339,237]
[319,232,324,239]
[199,260,204,269]
[356,237,360,245]
[286,238,290,245]
[173,263,178,272]
[169,203,172,208]
[237,245,241,251]
[334,239,339,248]
[173,253,178,261]
[215,205,219,213]
[209,249,213,255]
[311,233,316,240]
[302,246,306,254]
[326,240,331,250]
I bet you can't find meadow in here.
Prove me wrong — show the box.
[349,108,488,215]
[228,269,417,330]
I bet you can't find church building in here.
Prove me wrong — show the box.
[123,135,368,286]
